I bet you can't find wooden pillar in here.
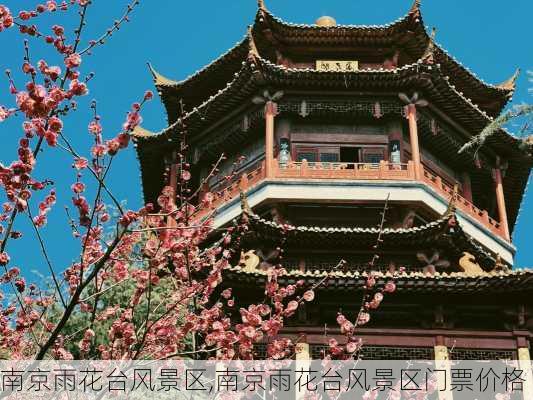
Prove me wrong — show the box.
[167,160,178,228]
[169,160,178,203]
[264,101,277,178]
[407,160,416,180]
[461,172,473,202]
[516,335,533,400]
[434,337,453,400]
[406,104,422,180]
[295,337,311,400]
[295,342,310,360]
[518,347,533,400]
[493,167,510,241]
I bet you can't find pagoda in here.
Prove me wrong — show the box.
[134,1,533,363]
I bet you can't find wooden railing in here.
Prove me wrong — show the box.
[274,160,414,181]
[194,162,266,220]
[194,158,507,240]
[421,169,502,237]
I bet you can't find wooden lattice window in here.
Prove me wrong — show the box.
[361,147,386,164]
[310,345,434,360]
[294,147,341,163]
[320,152,340,163]
[295,147,318,162]
[450,348,517,360]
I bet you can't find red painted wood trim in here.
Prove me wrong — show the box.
[281,327,531,350]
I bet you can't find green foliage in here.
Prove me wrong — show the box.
[459,104,533,155]
[460,70,533,156]
[47,274,190,359]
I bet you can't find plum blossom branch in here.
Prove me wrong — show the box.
[127,225,232,233]
[26,206,66,307]
[56,138,125,216]
[186,153,226,202]
[34,229,126,360]
[0,1,91,257]
[0,0,386,363]
[79,0,141,56]
[79,277,130,303]
[328,194,397,359]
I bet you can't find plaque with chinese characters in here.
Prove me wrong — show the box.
[316,60,359,72]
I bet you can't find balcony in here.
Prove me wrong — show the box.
[196,159,506,241]
[275,160,413,181]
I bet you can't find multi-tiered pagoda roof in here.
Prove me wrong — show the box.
[134,0,531,233]
[136,0,533,361]
[151,0,517,121]
[239,207,497,270]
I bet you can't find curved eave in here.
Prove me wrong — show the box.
[422,68,529,231]
[131,125,156,138]
[257,58,518,139]
[194,59,514,137]
[133,125,163,205]
[155,1,423,119]
[225,267,533,294]
[155,1,513,121]
[137,59,260,143]
[136,59,532,222]
[258,57,528,161]
[254,4,514,116]
[155,1,425,121]
[243,211,496,269]
[134,138,166,206]
[432,45,515,117]
[246,209,453,237]
[156,37,250,122]
[135,60,261,203]
[254,0,422,35]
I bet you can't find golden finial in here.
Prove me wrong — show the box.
[257,0,266,11]
[315,16,337,27]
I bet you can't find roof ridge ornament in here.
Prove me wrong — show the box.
[257,0,267,11]
[496,68,520,91]
[247,26,260,62]
[494,254,509,272]
[146,62,178,87]
[239,190,253,215]
[408,0,422,17]
[458,252,484,275]
[131,125,155,138]
[444,183,460,216]
[421,27,436,64]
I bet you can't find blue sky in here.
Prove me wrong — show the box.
[0,0,531,277]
